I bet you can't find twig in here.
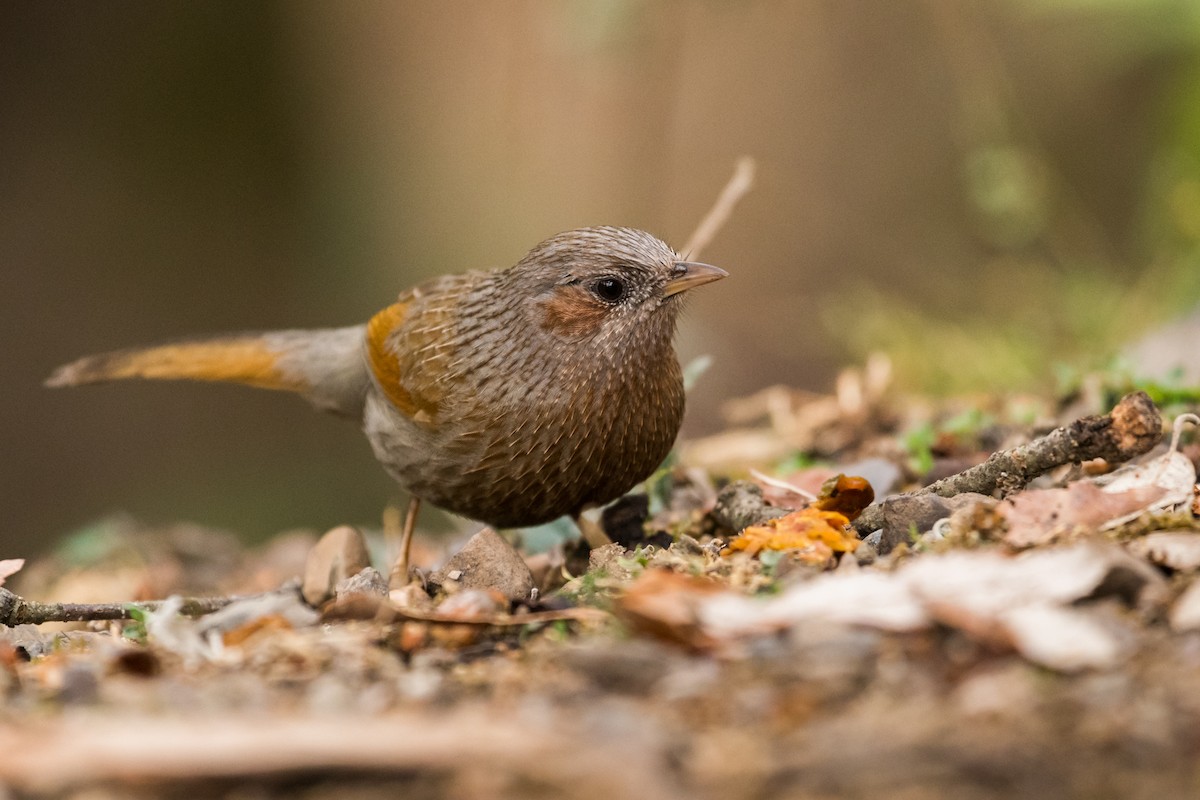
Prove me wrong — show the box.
[712,392,1164,537]
[321,595,608,627]
[749,468,817,502]
[855,391,1161,532]
[682,156,756,260]
[0,587,238,627]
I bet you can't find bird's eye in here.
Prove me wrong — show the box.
[593,277,625,303]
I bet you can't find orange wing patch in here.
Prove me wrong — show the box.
[366,301,438,422]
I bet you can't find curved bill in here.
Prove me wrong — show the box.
[664,261,729,297]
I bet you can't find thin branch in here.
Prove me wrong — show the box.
[682,156,756,260]
[0,587,238,627]
[321,595,607,627]
[712,392,1164,537]
[858,391,1162,532]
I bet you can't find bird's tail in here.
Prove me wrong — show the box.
[46,325,370,418]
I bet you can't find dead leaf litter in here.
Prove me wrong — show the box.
[4,383,1200,798]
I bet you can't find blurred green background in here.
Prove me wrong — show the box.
[4,1,1200,555]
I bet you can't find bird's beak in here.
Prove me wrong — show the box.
[663,261,728,297]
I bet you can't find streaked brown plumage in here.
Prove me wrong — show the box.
[48,226,727,530]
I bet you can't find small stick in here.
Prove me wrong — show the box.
[749,468,817,502]
[712,391,1164,536]
[0,587,236,627]
[682,156,756,260]
[854,390,1162,532]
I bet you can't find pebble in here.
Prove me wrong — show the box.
[302,525,372,607]
[428,528,535,603]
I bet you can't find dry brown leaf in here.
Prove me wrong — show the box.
[812,474,876,520]
[1170,580,1200,632]
[222,613,294,648]
[1095,450,1197,529]
[615,569,726,649]
[1127,532,1200,572]
[693,541,1155,672]
[699,570,928,637]
[997,605,1123,672]
[725,508,859,559]
[0,559,24,588]
[1000,482,1164,548]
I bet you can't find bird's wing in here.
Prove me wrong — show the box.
[364,277,468,425]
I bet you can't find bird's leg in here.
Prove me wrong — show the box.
[573,512,613,549]
[388,496,422,589]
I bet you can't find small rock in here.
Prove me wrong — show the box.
[671,535,705,556]
[854,540,878,565]
[711,481,788,533]
[428,528,535,603]
[334,566,388,601]
[302,525,372,606]
[588,542,628,575]
[878,492,990,554]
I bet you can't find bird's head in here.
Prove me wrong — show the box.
[511,226,727,345]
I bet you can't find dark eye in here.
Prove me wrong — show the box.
[593,277,625,303]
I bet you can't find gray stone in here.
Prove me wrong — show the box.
[335,566,389,600]
[877,492,991,554]
[302,525,372,607]
[429,528,535,603]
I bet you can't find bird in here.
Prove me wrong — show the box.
[47,226,727,575]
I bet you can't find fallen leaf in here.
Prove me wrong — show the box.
[699,570,928,637]
[615,569,726,649]
[726,508,859,559]
[753,466,828,505]
[0,560,24,588]
[686,541,1156,673]
[1000,482,1164,548]
[437,589,505,620]
[1169,580,1200,632]
[997,604,1123,672]
[904,541,1160,617]
[1095,450,1197,528]
[222,613,294,648]
[812,474,876,521]
[1127,532,1200,572]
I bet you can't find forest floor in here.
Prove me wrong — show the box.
[4,362,1200,800]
